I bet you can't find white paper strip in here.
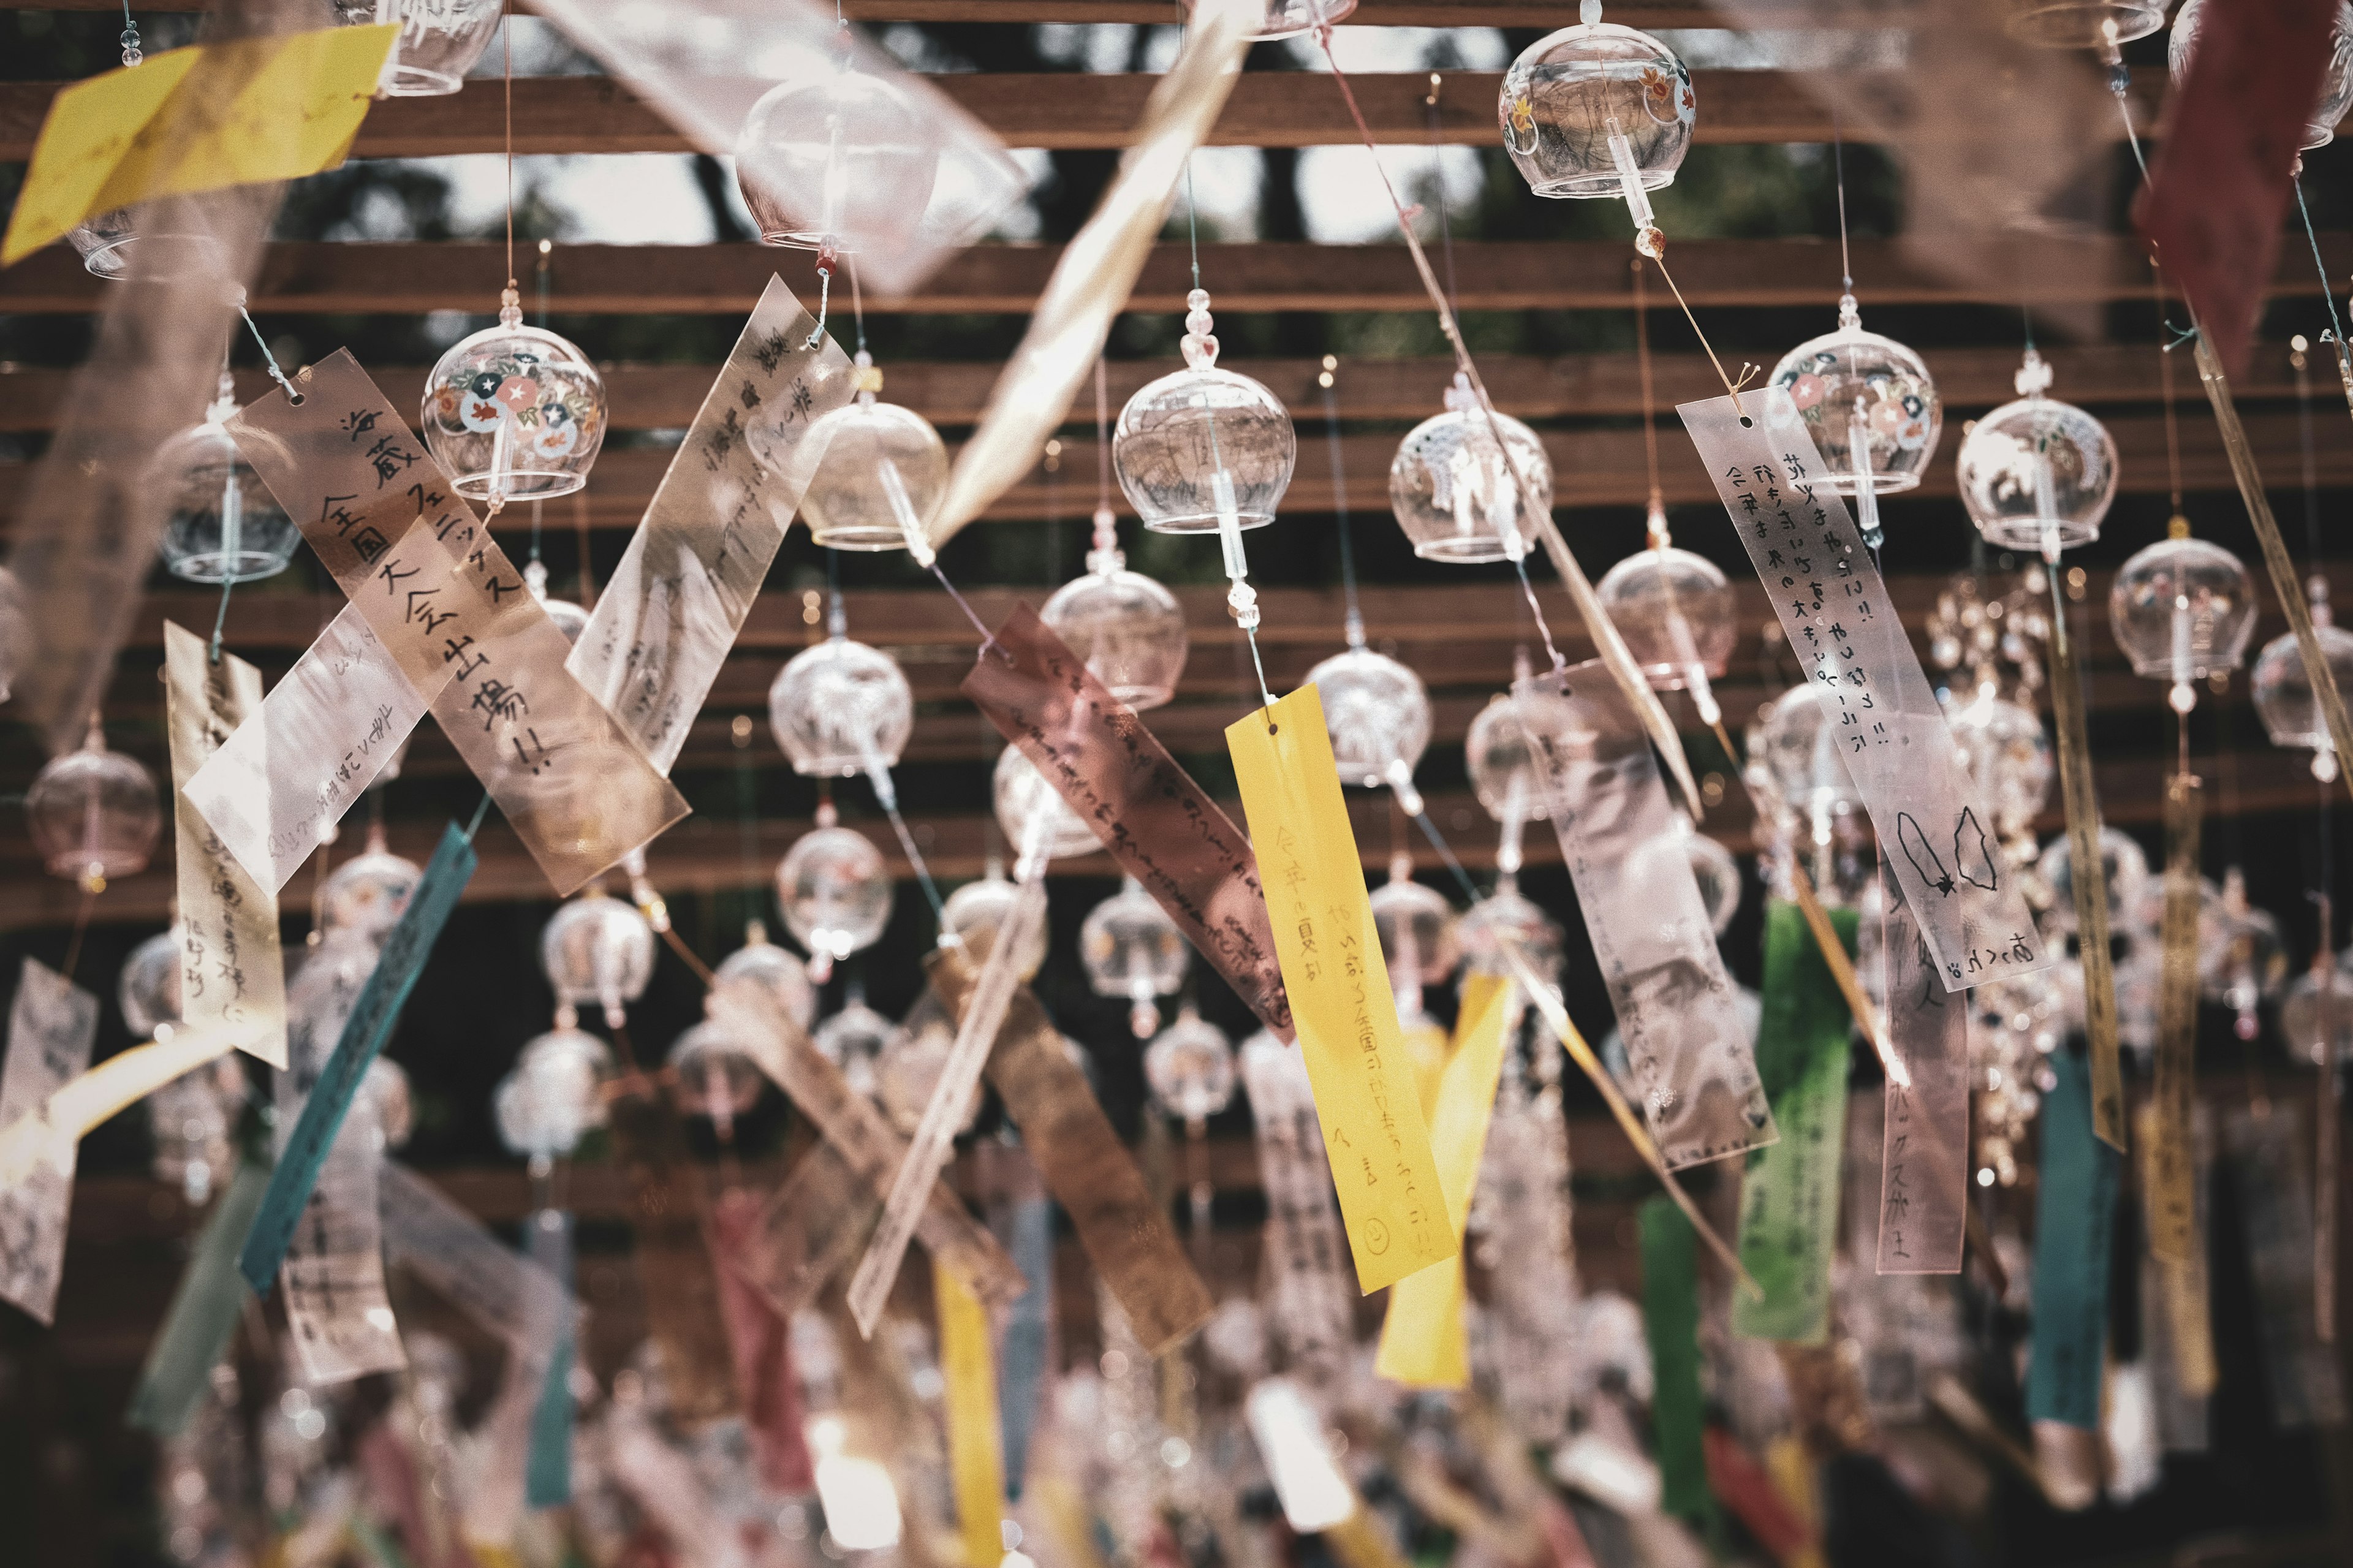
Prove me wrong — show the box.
[0,960,100,1324]
[184,605,429,895]
[1238,1031,1355,1386]
[377,1159,574,1350]
[569,277,854,773]
[1679,388,2053,991]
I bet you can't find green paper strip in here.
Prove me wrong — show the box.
[239,822,477,1296]
[1640,1195,1710,1524]
[1733,899,1857,1344]
[525,1209,575,1509]
[2026,1046,2120,1428]
[127,1162,271,1437]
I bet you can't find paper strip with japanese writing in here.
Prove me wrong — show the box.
[0,959,99,1324]
[164,621,288,1069]
[128,1161,269,1437]
[183,605,430,895]
[2025,1047,2118,1429]
[965,605,1292,1040]
[1229,686,1455,1293]
[570,278,855,773]
[1240,1031,1356,1385]
[707,974,1028,1308]
[2150,776,2204,1263]
[934,949,1214,1355]
[605,1085,739,1424]
[1733,900,1854,1346]
[1516,659,1773,1168]
[1876,870,1968,1275]
[240,824,476,1295]
[227,350,688,895]
[1375,972,1514,1388]
[1678,389,2052,993]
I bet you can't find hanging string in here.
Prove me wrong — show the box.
[830,547,953,926]
[2155,266,2186,525]
[503,2,516,298]
[118,2,140,66]
[733,713,763,936]
[1830,99,1852,295]
[803,248,835,350]
[1093,355,1115,523]
[848,254,868,357]
[573,490,594,605]
[1320,357,1365,649]
[1424,74,1461,321]
[237,299,300,403]
[1633,259,1664,529]
[60,884,96,983]
[530,241,552,566]
[2294,176,2353,371]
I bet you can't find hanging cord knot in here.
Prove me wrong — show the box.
[804,245,838,349]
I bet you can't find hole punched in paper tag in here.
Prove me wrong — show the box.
[1678,388,2051,993]
[1515,660,1773,1170]
[1227,684,1456,1295]
[225,349,688,896]
[570,276,856,775]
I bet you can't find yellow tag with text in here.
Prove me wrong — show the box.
[1228,686,1455,1293]
[4,26,395,267]
[1375,972,1515,1387]
[935,1260,1006,1568]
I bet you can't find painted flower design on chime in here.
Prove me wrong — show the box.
[153,371,300,584]
[538,884,656,1029]
[1955,349,2116,555]
[793,354,950,552]
[767,634,915,778]
[330,0,503,97]
[2109,536,2256,714]
[1769,292,1941,506]
[1113,290,1296,535]
[422,286,607,503]
[2172,0,2353,150]
[1389,374,1553,564]
[1080,878,1189,1039]
[775,807,894,982]
[26,716,161,892]
[1500,1,1694,201]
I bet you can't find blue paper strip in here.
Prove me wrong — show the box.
[237,823,477,1295]
[996,1175,1053,1499]
[526,1208,575,1509]
[2026,1045,2120,1428]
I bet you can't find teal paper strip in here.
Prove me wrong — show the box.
[996,1175,1053,1499]
[127,1161,271,1436]
[1733,899,1857,1344]
[2026,1045,2120,1428]
[526,1208,575,1509]
[238,822,477,1295]
[1640,1195,1710,1524]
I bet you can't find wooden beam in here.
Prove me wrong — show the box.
[9,234,2346,315]
[0,343,2304,434]
[0,68,2183,160]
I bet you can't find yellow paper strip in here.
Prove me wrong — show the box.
[164,621,288,1070]
[1376,972,1516,1388]
[3,27,396,267]
[1227,686,1455,1293]
[0,1019,254,1187]
[936,1262,1007,1568]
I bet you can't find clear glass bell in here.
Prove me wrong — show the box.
[776,817,894,979]
[1943,688,2054,830]
[1038,538,1188,711]
[1459,878,1566,987]
[874,991,982,1137]
[1955,350,2117,555]
[318,827,422,941]
[993,745,1105,861]
[713,925,819,1032]
[1113,292,1297,535]
[1389,374,1553,564]
[794,358,949,551]
[1181,0,1357,42]
[2172,0,2353,149]
[28,716,161,891]
[942,869,1049,980]
[1595,543,1736,689]
[1371,871,1461,987]
[1144,1007,1237,1129]
[735,63,942,254]
[814,1000,894,1097]
[2253,608,2353,771]
[147,1055,243,1203]
[365,1057,413,1152]
[1753,683,1863,831]
[2003,0,2167,48]
[1306,646,1431,790]
[666,1020,768,1124]
[2206,872,2286,1030]
[1080,877,1189,1039]
[2279,968,2353,1066]
[494,1026,615,1161]
[768,635,914,777]
[2107,537,2257,708]
[422,290,607,503]
[1500,7,1694,199]
[330,0,503,97]
[0,566,26,704]
[153,373,300,583]
[66,205,224,282]
[1677,816,1743,937]
[539,887,656,1028]
[119,928,183,1037]
[1768,296,1941,496]
[1466,682,1586,824]
[2035,827,2150,934]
